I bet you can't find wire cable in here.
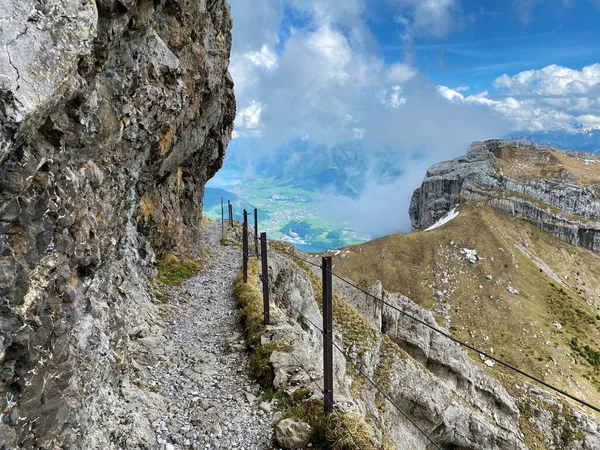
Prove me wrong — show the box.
[273,247,323,269]
[242,247,258,261]
[325,332,442,450]
[285,304,441,449]
[326,269,600,414]
[286,351,363,450]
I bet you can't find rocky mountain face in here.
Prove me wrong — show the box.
[264,139,600,448]
[0,0,234,447]
[410,140,600,253]
[260,243,600,449]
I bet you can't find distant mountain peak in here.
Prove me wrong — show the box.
[410,139,600,252]
[505,124,600,153]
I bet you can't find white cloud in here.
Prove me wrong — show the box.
[439,64,600,132]
[289,0,366,25]
[392,0,460,38]
[493,63,600,96]
[577,114,600,126]
[234,101,263,137]
[224,0,512,230]
[513,0,539,24]
[228,0,283,52]
[353,128,366,140]
[228,0,510,152]
[385,63,418,83]
[230,45,279,96]
[378,85,407,108]
[245,45,278,70]
[437,85,465,102]
[454,85,470,92]
[306,25,353,81]
[438,85,555,130]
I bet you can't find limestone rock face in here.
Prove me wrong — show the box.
[264,245,600,449]
[0,0,235,447]
[266,247,530,449]
[410,140,600,253]
[348,286,527,449]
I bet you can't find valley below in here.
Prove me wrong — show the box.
[203,178,366,252]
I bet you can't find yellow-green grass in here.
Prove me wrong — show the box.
[156,253,201,286]
[233,257,264,344]
[230,248,383,449]
[552,150,600,186]
[283,398,381,450]
[330,201,600,408]
[248,340,288,388]
[491,142,600,187]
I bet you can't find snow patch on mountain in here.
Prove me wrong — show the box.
[425,206,459,231]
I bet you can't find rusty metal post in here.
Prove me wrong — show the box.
[322,256,334,415]
[221,197,224,239]
[260,232,269,325]
[243,210,248,283]
[254,208,259,257]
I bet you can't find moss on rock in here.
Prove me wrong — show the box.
[156,253,201,286]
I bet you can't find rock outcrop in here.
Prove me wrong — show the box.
[262,244,600,449]
[0,0,235,447]
[410,140,600,253]
[275,419,313,449]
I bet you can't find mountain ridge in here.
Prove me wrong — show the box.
[507,126,600,154]
[307,172,600,448]
[410,139,600,253]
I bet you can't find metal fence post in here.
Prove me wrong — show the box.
[322,256,334,415]
[243,210,248,283]
[260,232,269,325]
[229,202,233,227]
[221,197,224,239]
[254,208,259,257]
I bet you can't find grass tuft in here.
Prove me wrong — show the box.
[156,253,200,286]
[283,399,381,449]
[233,257,265,344]
[249,340,288,388]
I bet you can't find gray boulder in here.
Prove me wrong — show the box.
[275,418,313,449]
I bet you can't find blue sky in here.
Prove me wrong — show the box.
[394,1,600,90]
[216,0,600,228]
[229,0,600,142]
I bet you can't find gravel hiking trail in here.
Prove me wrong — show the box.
[152,220,274,449]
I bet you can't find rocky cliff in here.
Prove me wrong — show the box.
[0,0,235,447]
[256,242,600,449]
[409,140,600,253]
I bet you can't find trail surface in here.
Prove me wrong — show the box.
[152,221,274,449]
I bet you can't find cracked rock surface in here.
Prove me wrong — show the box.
[0,0,235,447]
